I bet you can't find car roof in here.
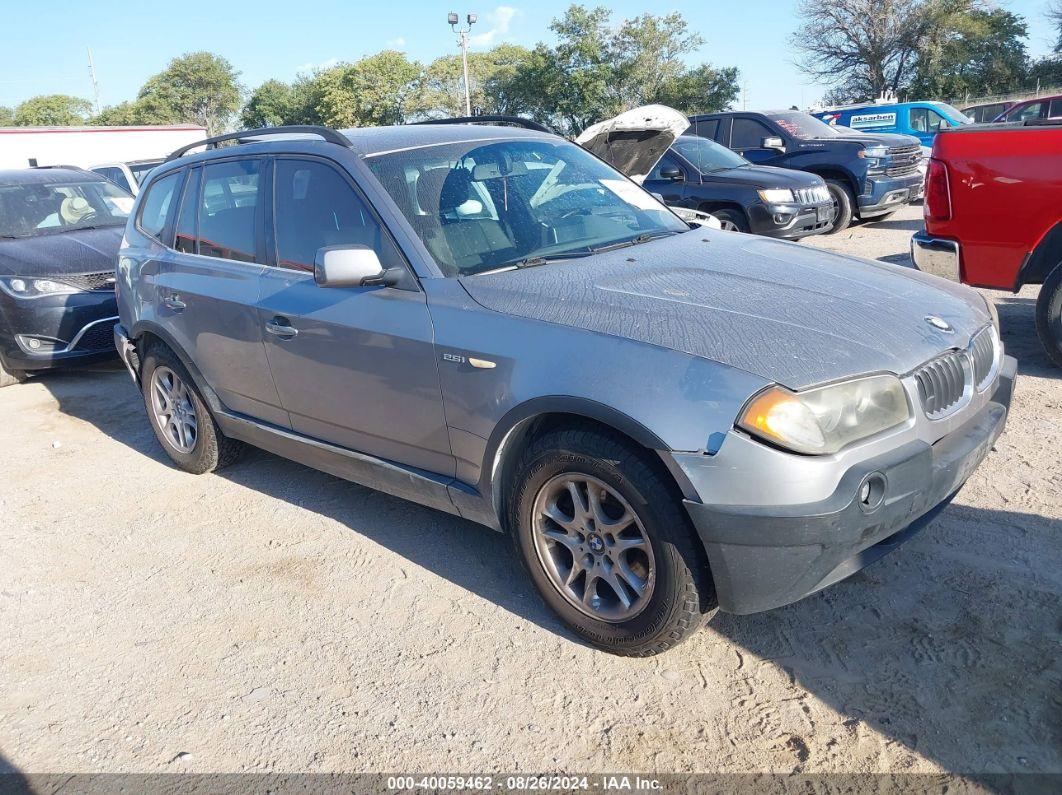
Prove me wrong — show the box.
[165,123,556,169]
[0,167,102,185]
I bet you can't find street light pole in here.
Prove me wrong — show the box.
[448,11,477,116]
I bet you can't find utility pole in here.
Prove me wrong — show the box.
[448,11,477,115]
[742,81,749,110]
[87,48,101,116]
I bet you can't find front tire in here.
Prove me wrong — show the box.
[141,344,243,473]
[824,179,855,234]
[1036,262,1062,368]
[509,427,715,656]
[712,209,749,233]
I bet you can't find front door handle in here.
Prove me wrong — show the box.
[162,295,186,311]
[265,317,298,339]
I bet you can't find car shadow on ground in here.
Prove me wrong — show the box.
[994,294,1058,380]
[859,217,924,233]
[30,364,1062,777]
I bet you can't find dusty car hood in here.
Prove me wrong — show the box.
[702,164,825,191]
[0,226,123,278]
[459,231,991,390]
[577,105,689,184]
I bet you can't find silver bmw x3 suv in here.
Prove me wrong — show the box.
[114,124,1015,656]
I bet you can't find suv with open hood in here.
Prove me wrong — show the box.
[114,124,1014,655]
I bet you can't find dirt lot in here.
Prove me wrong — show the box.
[1,204,1059,777]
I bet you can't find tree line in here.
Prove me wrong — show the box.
[3,2,1061,135]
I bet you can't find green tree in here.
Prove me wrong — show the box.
[12,94,92,126]
[311,51,421,127]
[91,100,147,126]
[1049,0,1062,52]
[504,5,739,135]
[909,9,1029,99]
[136,52,242,134]
[0,106,13,126]
[240,79,316,127]
[413,44,534,118]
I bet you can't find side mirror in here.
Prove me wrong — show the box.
[314,245,396,288]
[659,165,684,182]
[762,136,785,151]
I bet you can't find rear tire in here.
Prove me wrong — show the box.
[824,179,855,234]
[0,361,27,388]
[1035,262,1062,369]
[140,344,243,474]
[508,426,715,656]
[712,209,749,233]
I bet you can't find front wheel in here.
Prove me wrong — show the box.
[141,344,243,473]
[824,179,855,234]
[509,427,715,656]
[712,209,749,233]
[0,360,27,388]
[1035,262,1062,368]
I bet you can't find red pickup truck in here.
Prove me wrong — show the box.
[911,119,1062,366]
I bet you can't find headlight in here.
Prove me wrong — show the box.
[758,189,795,204]
[0,276,83,297]
[862,145,889,159]
[738,375,910,454]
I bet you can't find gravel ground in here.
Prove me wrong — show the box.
[1,203,1059,777]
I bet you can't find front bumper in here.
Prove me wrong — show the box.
[858,172,924,217]
[911,230,960,280]
[680,356,1015,614]
[750,201,835,240]
[0,289,119,372]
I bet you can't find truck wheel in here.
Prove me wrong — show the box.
[824,180,855,234]
[0,361,28,388]
[509,426,715,656]
[712,209,749,233]
[141,344,243,474]
[1035,262,1062,368]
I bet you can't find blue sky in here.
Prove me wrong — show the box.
[0,0,1057,111]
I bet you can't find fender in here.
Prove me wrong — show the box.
[1015,219,1062,290]
[129,318,228,416]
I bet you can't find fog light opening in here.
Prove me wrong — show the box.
[858,472,887,513]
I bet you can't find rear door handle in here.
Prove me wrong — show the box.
[265,317,298,339]
[162,295,186,311]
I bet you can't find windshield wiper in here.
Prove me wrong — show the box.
[477,250,592,275]
[590,230,677,254]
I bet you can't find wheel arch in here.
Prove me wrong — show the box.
[804,166,859,198]
[695,201,750,226]
[1016,219,1062,290]
[130,321,226,415]
[481,397,681,531]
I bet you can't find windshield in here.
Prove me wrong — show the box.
[129,162,161,185]
[767,112,844,140]
[672,135,749,172]
[366,138,688,276]
[0,179,132,238]
[931,102,974,125]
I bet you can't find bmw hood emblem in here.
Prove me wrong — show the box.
[925,315,953,333]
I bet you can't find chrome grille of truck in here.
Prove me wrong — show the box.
[885,145,921,178]
[794,185,831,204]
[914,351,969,419]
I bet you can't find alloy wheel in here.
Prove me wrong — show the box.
[531,473,656,622]
[150,366,198,454]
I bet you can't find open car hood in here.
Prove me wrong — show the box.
[576,105,690,184]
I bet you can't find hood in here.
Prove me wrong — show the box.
[460,232,991,390]
[577,105,689,184]
[811,131,921,148]
[701,164,824,190]
[0,226,123,278]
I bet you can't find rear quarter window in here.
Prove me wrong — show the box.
[137,171,181,241]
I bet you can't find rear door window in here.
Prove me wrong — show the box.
[137,171,181,241]
[272,158,403,272]
[692,118,719,140]
[1012,102,1044,122]
[197,159,261,263]
[1049,99,1062,119]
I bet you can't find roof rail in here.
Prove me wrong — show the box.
[165,125,352,162]
[412,115,557,134]
[30,163,88,171]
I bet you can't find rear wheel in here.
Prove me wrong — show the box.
[824,179,855,234]
[141,344,243,473]
[1035,262,1062,369]
[0,361,27,388]
[509,426,715,656]
[712,209,749,233]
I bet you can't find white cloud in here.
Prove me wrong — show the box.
[469,6,520,48]
[386,37,407,49]
[296,57,339,75]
